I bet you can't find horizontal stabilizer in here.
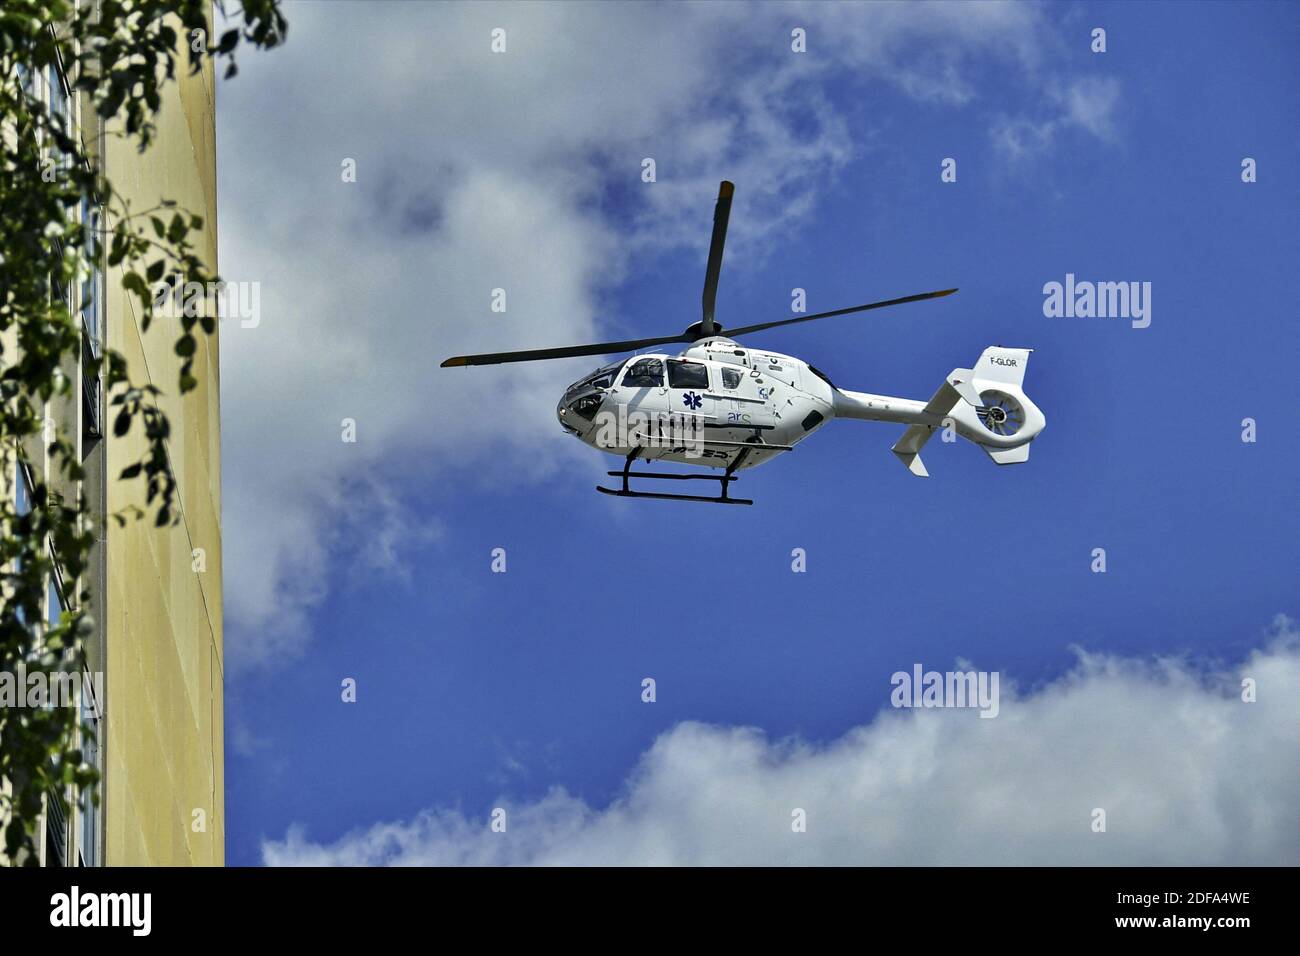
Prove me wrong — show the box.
[920,375,981,419]
[942,371,983,409]
[893,449,929,477]
[891,424,934,478]
[983,443,1031,465]
[890,369,984,478]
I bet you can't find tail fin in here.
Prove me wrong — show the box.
[974,346,1031,388]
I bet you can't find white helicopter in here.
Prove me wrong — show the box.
[442,181,1045,505]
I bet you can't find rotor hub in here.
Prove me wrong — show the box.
[682,320,724,341]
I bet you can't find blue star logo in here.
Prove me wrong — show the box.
[682,391,703,410]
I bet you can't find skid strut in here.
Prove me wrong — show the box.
[596,446,754,505]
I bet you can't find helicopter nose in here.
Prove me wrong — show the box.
[557,398,576,433]
[557,397,586,435]
[558,393,605,434]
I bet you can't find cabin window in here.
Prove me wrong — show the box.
[720,368,742,390]
[621,357,664,388]
[667,360,709,389]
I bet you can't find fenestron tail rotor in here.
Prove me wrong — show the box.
[976,391,1026,437]
[439,180,957,369]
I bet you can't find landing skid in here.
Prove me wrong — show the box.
[597,447,754,505]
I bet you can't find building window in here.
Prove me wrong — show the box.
[79,199,101,346]
[47,61,70,165]
[51,273,71,315]
[45,791,68,867]
[79,674,100,867]
[16,461,32,516]
[14,464,33,623]
[42,570,78,868]
[79,197,103,440]
[47,572,65,630]
[44,550,70,871]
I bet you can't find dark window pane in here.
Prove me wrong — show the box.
[668,360,709,389]
[571,394,603,422]
[622,358,664,388]
[721,368,742,389]
[16,467,31,515]
[564,361,624,401]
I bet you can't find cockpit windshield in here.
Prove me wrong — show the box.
[621,357,664,388]
[564,360,626,401]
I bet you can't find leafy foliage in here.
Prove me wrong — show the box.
[0,0,284,864]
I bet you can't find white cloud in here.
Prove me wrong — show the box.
[263,618,1300,865]
[216,1,1118,667]
[992,77,1123,158]
[1062,76,1122,139]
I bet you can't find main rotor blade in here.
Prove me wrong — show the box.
[441,333,689,367]
[722,288,958,338]
[700,180,734,336]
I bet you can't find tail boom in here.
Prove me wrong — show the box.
[832,346,1045,477]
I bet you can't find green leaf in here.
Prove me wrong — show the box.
[167,212,186,243]
[121,271,148,298]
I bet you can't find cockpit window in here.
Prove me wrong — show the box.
[565,361,625,400]
[622,357,664,388]
[585,361,623,391]
[720,367,742,390]
[569,393,604,422]
[667,360,709,389]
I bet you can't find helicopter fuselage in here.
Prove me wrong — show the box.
[557,335,1046,475]
[450,180,1044,503]
[556,334,1023,473]
[556,337,825,470]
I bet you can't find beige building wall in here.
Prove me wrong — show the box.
[100,12,224,866]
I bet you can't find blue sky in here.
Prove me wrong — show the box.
[217,2,1299,865]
